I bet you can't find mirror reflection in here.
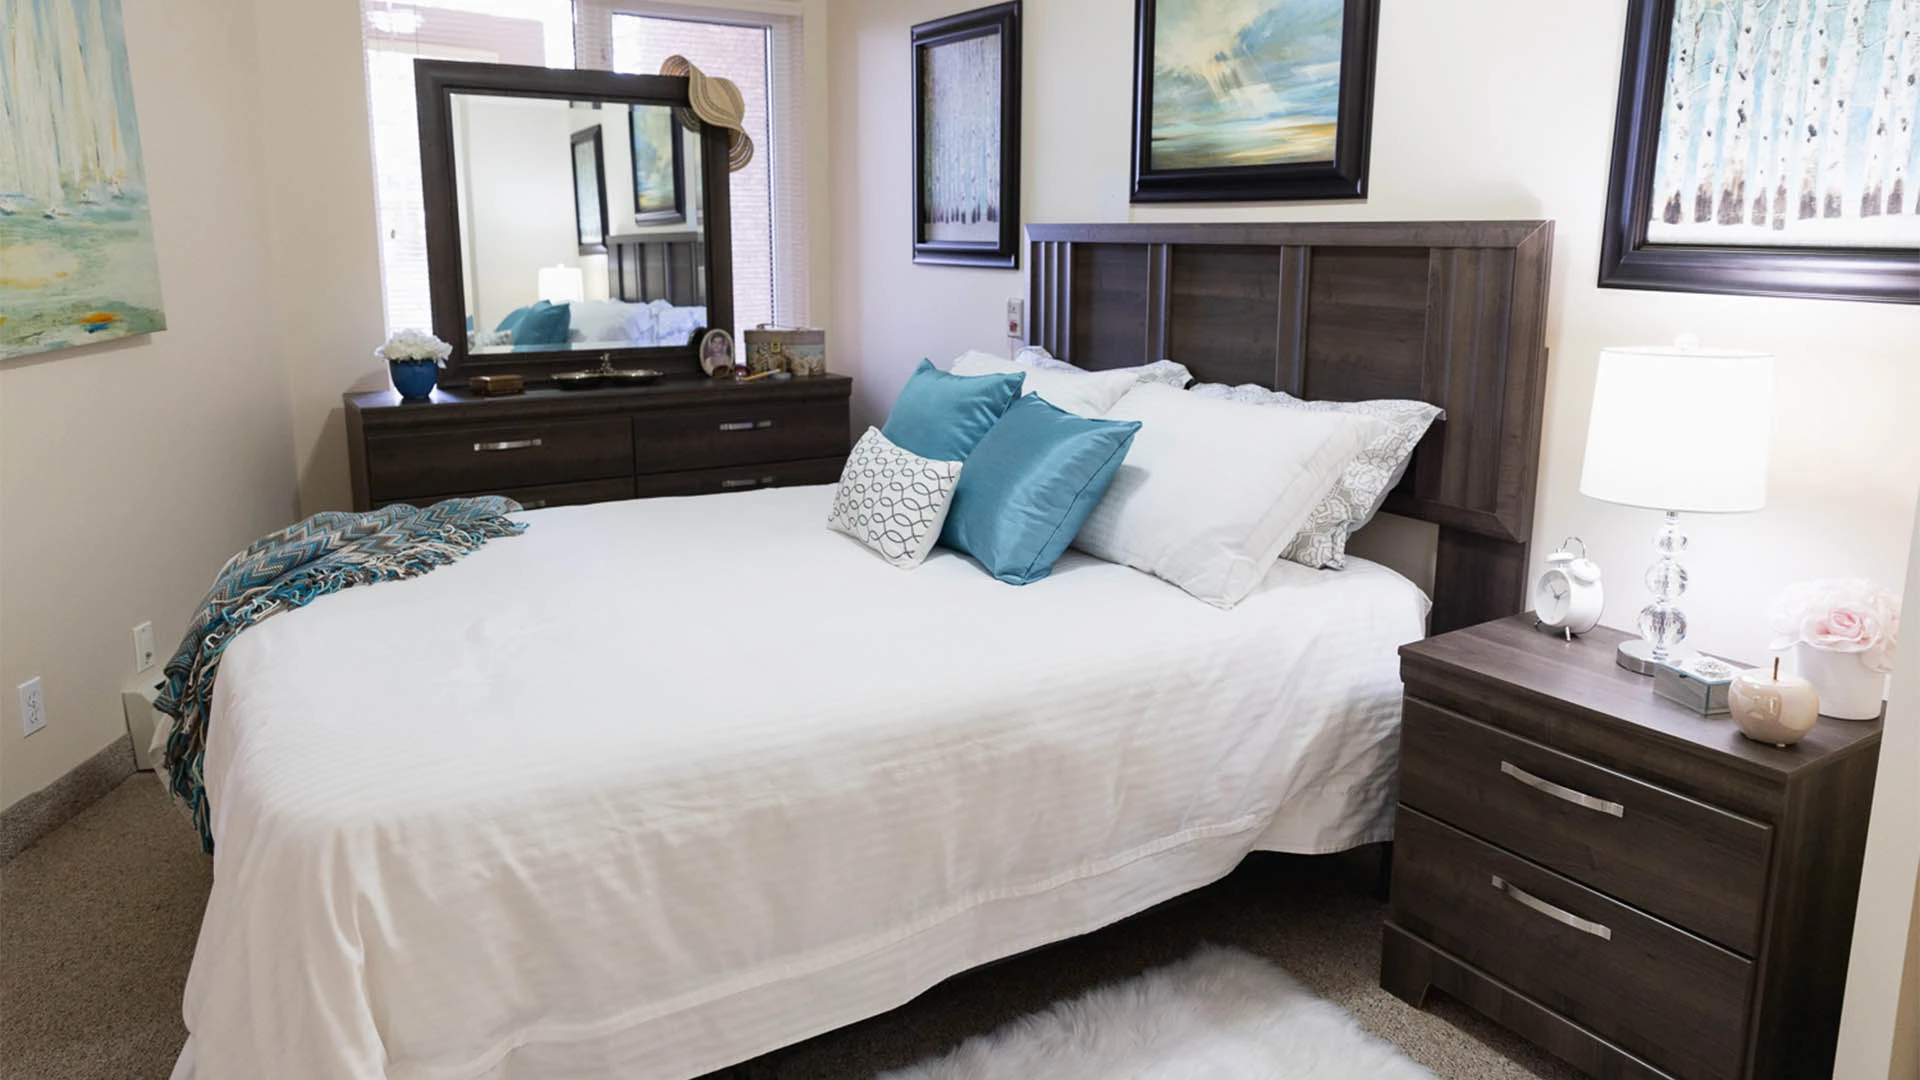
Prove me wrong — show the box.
[451,93,708,356]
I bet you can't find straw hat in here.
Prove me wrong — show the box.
[658,55,754,173]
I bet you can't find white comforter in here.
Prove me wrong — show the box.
[174,486,1428,1080]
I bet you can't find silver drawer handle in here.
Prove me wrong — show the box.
[717,420,774,432]
[1500,761,1624,818]
[720,476,776,489]
[1492,875,1612,941]
[519,499,548,510]
[473,438,544,452]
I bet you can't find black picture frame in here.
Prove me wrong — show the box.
[629,104,687,226]
[1130,0,1378,203]
[1600,0,1919,304]
[912,2,1022,269]
[571,126,609,254]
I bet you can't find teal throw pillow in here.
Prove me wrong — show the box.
[881,358,1024,461]
[494,301,541,335]
[941,395,1141,585]
[513,301,572,347]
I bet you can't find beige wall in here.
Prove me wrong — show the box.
[1836,501,1920,1079]
[0,0,302,809]
[829,0,1920,667]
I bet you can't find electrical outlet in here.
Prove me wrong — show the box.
[18,677,45,737]
[1006,298,1025,338]
[133,622,156,672]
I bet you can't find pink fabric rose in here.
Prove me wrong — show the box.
[1772,579,1901,673]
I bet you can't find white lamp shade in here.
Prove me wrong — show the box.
[537,265,584,305]
[1579,343,1773,513]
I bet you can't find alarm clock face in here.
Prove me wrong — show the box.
[1535,569,1574,627]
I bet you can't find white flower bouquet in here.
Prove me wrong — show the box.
[375,328,452,367]
[1769,578,1901,674]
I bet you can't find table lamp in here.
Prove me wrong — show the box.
[1578,336,1773,674]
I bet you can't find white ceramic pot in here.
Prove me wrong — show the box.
[1794,642,1887,720]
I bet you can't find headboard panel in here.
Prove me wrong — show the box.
[1027,221,1553,633]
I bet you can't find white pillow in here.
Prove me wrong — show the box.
[569,298,643,343]
[827,427,964,569]
[1189,383,1444,570]
[1012,346,1193,389]
[949,351,1139,417]
[1072,385,1387,607]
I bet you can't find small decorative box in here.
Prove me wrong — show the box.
[469,374,525,396]
[743,325,827,377]
[1653,655,1739,716]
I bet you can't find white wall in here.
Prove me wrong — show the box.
[0,0,301,809]
[455,96,582,333]
[829,0,1920,667]
[1836,499,1920,1079]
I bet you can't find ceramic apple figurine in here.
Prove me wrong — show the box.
[1728,658,1820,747]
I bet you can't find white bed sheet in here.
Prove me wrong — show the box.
[173,485,1428,1080]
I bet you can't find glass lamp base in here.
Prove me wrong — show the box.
[1616,637,1696,676]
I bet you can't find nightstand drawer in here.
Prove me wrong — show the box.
[1399,697,1771,955]
[1393,809,1752,1080]
[366,418,632,502]
[633,402,847,474]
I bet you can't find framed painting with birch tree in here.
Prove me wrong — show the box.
[1600,0,1919,303]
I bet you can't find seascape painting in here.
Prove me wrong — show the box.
[919,30,1003,245]
[629,104,684,224]
[1,0,166,360]
[1147,0,1345,171]
[1648,0,1919,248]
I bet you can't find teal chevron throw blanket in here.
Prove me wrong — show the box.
[157,498,527,852]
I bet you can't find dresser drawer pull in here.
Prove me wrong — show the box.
[717,420,774,432]
[720,476,777,490]
[1500,760,1625,818]
[519,499,548,510]
[1491,875,1613,941]
[472,438,544,452]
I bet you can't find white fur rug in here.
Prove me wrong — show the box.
[877,945,1435,1080]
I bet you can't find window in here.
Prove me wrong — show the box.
[361,0,808,336]
[361,0,574,334]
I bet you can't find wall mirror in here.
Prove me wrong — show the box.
[417,61,734,385]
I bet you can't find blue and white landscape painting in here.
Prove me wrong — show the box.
[1149,0,1344,170]
[1,0,166,360]
[1649,0,1919,247]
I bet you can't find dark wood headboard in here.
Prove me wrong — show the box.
[1026,221,1553,634]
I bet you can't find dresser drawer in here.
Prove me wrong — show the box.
[366,418,633,502]
[630,456,844,499]
[1399,697,1771,955]
[633,402,847,474]
[1393,809,1752,1080]
[372,477,633,512]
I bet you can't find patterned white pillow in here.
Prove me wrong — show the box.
[1189,383,1443,570]
[827,428,964,569]
[1012,346,1193,389]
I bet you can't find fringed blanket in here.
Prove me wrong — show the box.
[157,497,527,852]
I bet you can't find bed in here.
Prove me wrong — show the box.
[172,220,1553,1080]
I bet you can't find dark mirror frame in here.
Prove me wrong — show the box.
[415,59,735,386]
[1599,0,1919,305]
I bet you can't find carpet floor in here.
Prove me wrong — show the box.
[1,776,1581,1080]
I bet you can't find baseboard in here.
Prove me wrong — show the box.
[0,734,138,863]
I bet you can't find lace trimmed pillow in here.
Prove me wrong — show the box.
[1189,383,1443,570]
[1011,346,1194,389]
[827,427,965,568]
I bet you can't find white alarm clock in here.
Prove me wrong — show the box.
[1534,537,1603,636]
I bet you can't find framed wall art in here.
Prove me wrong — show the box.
[1130,0,1379,203]
[629,104,687,225]
[571,126,608,253]
[1600,0,1919,304]
[912,2,1022,268]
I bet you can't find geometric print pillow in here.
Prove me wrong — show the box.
[1188,383,1443,570]
[827,427,965,569]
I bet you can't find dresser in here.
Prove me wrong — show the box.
[1382,617,1881,1080]
[344,375,852,511]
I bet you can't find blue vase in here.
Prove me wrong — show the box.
[389,359,438,401]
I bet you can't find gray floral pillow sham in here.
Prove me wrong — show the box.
[1188,382,1443,570]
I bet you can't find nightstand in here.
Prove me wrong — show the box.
[1381,616,1881,1080]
